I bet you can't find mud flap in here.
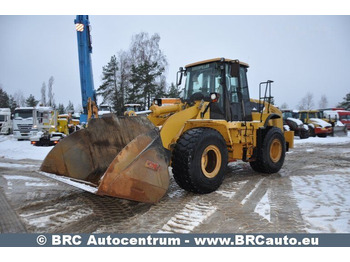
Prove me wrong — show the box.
[40,115,170,203]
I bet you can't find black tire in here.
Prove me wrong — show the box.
[171,127,228,194]
[299,129,309,139]
[250,127,286,174]
[309,126,316,137]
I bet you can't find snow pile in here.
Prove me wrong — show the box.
[336,120,345,127]
[294,133,350,145]
[0,162,37,170]
[0,135,52,160]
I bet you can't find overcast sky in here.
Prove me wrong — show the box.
[0,15,349,109]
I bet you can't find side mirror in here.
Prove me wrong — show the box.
[176,67,185,86]
[230,63,240,78]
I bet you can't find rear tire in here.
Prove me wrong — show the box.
[171,128,228,194]
[250,127,286,174]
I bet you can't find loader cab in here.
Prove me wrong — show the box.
[182,58,252,122]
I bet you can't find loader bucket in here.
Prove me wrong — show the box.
[40,115,170,203]
[333,126,348,137]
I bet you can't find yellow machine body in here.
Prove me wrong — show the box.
[41,58,293,203]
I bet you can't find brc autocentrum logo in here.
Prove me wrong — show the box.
[32,234,320,247]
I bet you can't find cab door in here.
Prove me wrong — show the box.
[226,63,252,121]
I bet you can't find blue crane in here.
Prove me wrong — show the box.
[74,15,98,123]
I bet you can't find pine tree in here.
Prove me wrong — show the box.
[97,55,119,112]
[0,87,10,108]
[8,95,17,114]
[128,32,168,108]
[337,93,350,110]
[57,103,65,114]
[129,61,164,108]
[66,100,74,113]
[166,82,182,98]
[25,94,39,107]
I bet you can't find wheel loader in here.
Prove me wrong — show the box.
[41,58,294,203]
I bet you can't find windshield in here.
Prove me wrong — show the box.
[282,112,293,119]
[14,109,33,119]
[125,106,140,112]
[100,106,110,111]
[184,63,222,100]
[308,112,317,118]
[340,114,350,120]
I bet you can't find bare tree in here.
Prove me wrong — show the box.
[280,102,289,109]
[48,76,55,107]
[13,90,26,107]
[318,95,328,109]
[116,50,131,110]
[298,92,315,110]
[75,104,83,114]
[41,82,46,106]
[129,32,168,69]
[128,32,168,107]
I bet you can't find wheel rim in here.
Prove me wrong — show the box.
[201,145,221,178]
[270,138,282,163]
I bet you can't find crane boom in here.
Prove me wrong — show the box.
[74,15,97,123]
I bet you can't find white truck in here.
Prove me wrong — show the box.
[30,107,66,146]
[98,104,112,117]
[12,107,35,140]
[0,108,12,135]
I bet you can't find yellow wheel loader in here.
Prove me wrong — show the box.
[41,58,294,203]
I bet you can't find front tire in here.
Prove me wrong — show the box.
[250,127,286,174]
[299,129,309,139]
[309,126,316,137]
[171,128,228,194]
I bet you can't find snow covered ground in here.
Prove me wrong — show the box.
[294,134,350,145]
[1,132,350,233]
[0,135,52,160]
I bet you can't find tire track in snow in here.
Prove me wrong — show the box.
[158,200,217,233]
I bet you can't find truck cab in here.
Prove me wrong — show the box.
[337,110,350,130]
[30,107,56,137]
[281,109,309,139]
[12,107,35,140]
[0,108,12,135]
[98,104,112,117]
[295,110,332,137]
